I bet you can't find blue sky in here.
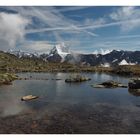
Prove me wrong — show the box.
[0,6,140,53]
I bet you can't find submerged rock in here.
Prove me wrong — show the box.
[128,89,140,96]
[52,78,62,80]
[128,78,140,96]
[65,75,91,83]
[128,78,140,89]
[21,95,39,101]
[91,80,127,88]
[92,84,105,88]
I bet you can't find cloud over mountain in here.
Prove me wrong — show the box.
[0,12,28,51]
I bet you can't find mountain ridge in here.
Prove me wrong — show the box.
[7,44,140,66]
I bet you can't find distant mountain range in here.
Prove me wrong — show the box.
[8,44,140,67]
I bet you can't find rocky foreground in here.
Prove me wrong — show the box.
[0,103,140,134]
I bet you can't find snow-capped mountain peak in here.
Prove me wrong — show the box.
[7,46,140,66]
[119,59,136,65]
[48,43,70,61]
[119,59,128,65]
[7,49,39,58]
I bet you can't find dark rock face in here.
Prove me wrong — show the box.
[80,54,101,66]
[65,50,140,66]
[39,54,49,62]
[65,53,101,66]
[46,54,62,63]
[64,54,81,64]
[127,51,140,64]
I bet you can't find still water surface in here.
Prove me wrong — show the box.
[0,73,140,133]
[0,73,140,134]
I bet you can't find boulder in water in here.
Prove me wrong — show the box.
[91,80,127,88]
[128,78,140,89]
[21,95,39,101]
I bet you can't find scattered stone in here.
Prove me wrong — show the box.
[65,75,91,83]
[91,80,127,88]
[21,95,39,101]
[91,84,106,88]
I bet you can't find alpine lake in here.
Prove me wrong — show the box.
[0,72,140,134]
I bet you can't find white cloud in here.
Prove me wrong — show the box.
[70,7,140,33]
[7,7,98,38]
[84,18,106,26]
[110,7,135,21]
[77,18,140,32]
[0,12,28,51]
[1,6,140,53]
[98,49,113,55]
[110,7,140,32]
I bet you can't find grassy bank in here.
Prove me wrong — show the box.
[112,65,140,76]
[0,73,18,85]
[0,51,140,76]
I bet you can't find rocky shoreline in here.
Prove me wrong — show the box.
[0,73,18,85]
